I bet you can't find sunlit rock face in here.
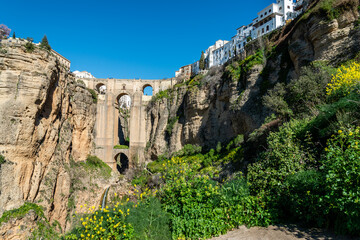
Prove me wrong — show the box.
[0,43,97,231]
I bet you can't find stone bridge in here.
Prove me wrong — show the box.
[82,78,176,172]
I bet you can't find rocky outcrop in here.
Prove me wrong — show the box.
[288,0,360,72]
[0,42,108,234]
[145,64,267,160]
[144,0,360,161]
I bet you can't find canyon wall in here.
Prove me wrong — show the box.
[144,0,360,161]
[0,43,127,237]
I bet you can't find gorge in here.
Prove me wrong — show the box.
[1,0,360,239]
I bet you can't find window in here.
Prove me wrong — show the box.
[261,14,263,18]
[279,7,282,10]
[269,9,272,13]
[265,12,267,16]
[262,28,264,33]
[266,26,269,31]
[287,6,290,9]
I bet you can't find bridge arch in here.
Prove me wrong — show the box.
[114,152,129,174]
[96,83,107,95]
[143,84,153,96]
[116,92,132,109]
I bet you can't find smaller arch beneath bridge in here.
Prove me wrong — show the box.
[96,83,107,95]
[114,153,129,174]
[116,93,132,109]
[143,84,153,96]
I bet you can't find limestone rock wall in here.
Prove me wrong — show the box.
[0,44,98,232]
[144,0,360,161]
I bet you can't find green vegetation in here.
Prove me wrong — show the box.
[87,88,98,103]
[0,202,60,239]
[65,56,360,240]
[126,197,171,240]
[0,154,5,165]
[40,35,51,51]
[166,116,179,135]
[25,42,35,53]
[300,0,358,22]
[151,89,171,102]
[114,145,129,149]
[70,155,112,179]
[76,79,85,86]
[225,49,264,82]
[0,202,45,225]
[199,51,205,70]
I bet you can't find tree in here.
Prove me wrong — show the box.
[199,51,205,70]
[12,32,15,39]
[26,37,33,43]
[0,24,11,40]
[40,35,51,50]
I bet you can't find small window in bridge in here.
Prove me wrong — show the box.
[143,86,153,96]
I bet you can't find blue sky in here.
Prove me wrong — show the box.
[2,0,275,79]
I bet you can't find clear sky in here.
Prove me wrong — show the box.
[2,0,275,79]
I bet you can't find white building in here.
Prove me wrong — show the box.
[175,0,304,77]
[118,95,131,109]
[73,70,95,79]
[252,0,296,39]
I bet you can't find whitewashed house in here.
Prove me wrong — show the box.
[175,0,304,77]
[73,70,95,79]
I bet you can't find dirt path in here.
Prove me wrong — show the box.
[210,225,357,240]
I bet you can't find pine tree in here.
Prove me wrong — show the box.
[12,32,15,39]
[199,51,205,70]
[40,35,51,51]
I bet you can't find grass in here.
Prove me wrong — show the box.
[0,202,45,226]
[71,155,112,179]
[87,88,98,103]
[114,145,129,149]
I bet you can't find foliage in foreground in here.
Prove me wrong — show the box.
[0,202,61,240]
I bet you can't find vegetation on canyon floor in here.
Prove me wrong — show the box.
[1,1,360,239]
[61,58,360,240]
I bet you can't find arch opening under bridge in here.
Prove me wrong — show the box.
[114,153,129,174]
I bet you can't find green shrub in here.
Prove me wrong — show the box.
[76,79,85,86]
[114,145,129,149]
[326,61,360,100]
[0,154,5,165]
[225,50,264,82]
[25,42,35,53]
[280,170,326,226]
[82,155,112,179]
[173,144,202,157]
[147,160,165,174]
[225,134,244,151]
[64,203,134,239]
[263,83,292,118]
[0,203,60,239]
[159,156,270,239]
[87,88,98,103]
[321,127,360,234]
[131,170,150,188]
[126,197,171,240]
[0,202,45,225]
[151,89,171,102]
[247,118,314,195]
[166,116,179,136]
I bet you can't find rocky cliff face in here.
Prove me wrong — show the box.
[144,0,360,161]
[0,42,117,235]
